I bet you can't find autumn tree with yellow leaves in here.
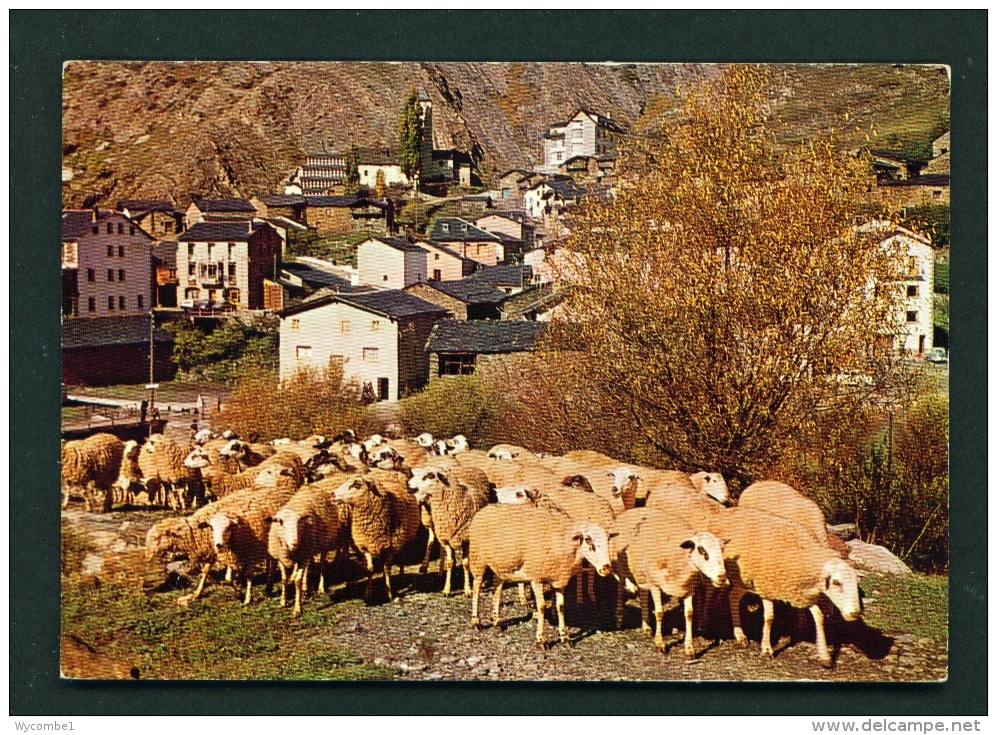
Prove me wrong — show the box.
[549,66,910,485]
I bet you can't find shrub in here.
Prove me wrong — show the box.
[62,522,96,577]
[398,374,511,449]
[165,317,278,383]
[216,364,375,442]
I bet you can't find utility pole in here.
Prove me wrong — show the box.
[147,308,156,437]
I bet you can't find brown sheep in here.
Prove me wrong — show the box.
[61,433,125,512]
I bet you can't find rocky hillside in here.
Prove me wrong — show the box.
[61,62,948,207]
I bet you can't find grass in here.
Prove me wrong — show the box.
[288,231,369,267]
[860,572,948,644]
[69,381,229,404]
[61,580,395,680]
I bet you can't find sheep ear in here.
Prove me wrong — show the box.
[265,516,275,525]
[439,473,450,486]
[608,531,620,539]
[196,521,210,530]
[680,539,695,550]
[572,532,584,543]
[824,575,831,591]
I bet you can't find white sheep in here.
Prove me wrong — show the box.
[413,432,435,448]
[61,432,125,512]
[192,428,216,445]
[718,506,861,667]
[271,437,293,446]
[139,434,204,510]
[486,443,533,460]
[266,485,352,616]
[468,503,616,647]
[610,508,727,659]
[690,471,730,505]
[408,465,491,595]
[329,470,421,602]
[737,480,844,552]
[113,440,145,506]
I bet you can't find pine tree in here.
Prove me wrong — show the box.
[374,168,387,199]
[343,145,360,195]
[398,89,423,187]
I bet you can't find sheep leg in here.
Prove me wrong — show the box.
[587,566,596,602]
[639,589,652,636]
[178,563,211,605]
[243,576,253,606]
[532,581,547,647]
[316,553,326,595]
[555,589,570,646]
[460,544,472,596]
[760,598,775,658]
[492,581,504,630]
[683,595,696,660]
[279,563,289,607]
[61,486,70,509]
[810,604,832,668]
[650,587,666,652]
[419,527,436,575]
[442,543,454,596]
[730,585,748,645]
[363,551,375,602]
[574,567,584,605]
[293,560,308,617]
[518,582,529,609]
[470,573,483,630]
[382,551,394,600]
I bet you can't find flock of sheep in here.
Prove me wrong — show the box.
[62,428,863,668]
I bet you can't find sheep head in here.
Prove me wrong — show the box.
[690,471,730,505]
[330,475,375,503]
[269,507,304,552]
[255,465,292,488]
[608,467,642,498]
[218,440,246,459]
[414,432,434,448]
[183,447,211,469]
[488,448,515,461]
[679,532,727,587]
[572,522,615,577]
[822,557,861,621]
[563,474,594,493]
[494,485,538,505]
[198,513,236,552]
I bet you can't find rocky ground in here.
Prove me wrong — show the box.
[62,507,947,682]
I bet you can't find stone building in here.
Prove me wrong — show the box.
[540,109,624,174]
[117,199,183,240]
[62,314,175,386]
[404,279,507,321]
[427,320,547,379]
[357,236,429,290]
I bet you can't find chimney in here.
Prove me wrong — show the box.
[91,204,99,222]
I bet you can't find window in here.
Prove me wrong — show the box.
[906,257,918,276]
[228,262,236,277]
[340,320,351,334]
[226,288,240,305]
[117,223,124,234]
[290,319,300,331]
[107,269,115,282]
[556,152,563,162]
[118,269,125,281]
[907,311,918,323]
[907,285,919,298]
[185,288,200,300]
[441,222,450,233]
[371,320,380,332]
[130,226,135,236]
[363,347,379,362]
[296,345,313,360]
[207,264,217,278]
[87,268,95,282]
[188,244,195,259]
[107,223,114,234]
[502,188,511,198]
[108,296,115,310]
[118,245,125,257]
[137,294,144,309]
[440,353,476,376]
[107,244,114,257]
[87,297,95,312]
[119,296,126,310]
[432,269,441,281]
[163,221,173,234]
[434,253,440,260]
[189,262,196,276]
[573,127,583,140]
[92,225,98,235]
[200,263,208,277]
[933,190,942,200]
[383,275,388,281]
[228,243,236,259]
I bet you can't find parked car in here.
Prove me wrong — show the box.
[926,347,948,363]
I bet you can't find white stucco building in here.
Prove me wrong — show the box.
[357,236,429,290]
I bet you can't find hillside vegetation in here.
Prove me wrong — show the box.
[62,62,948,207]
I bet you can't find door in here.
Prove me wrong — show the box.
[432,269,442,281]
[377,378,389,401]
[918,335,926,356]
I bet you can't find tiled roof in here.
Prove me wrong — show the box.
[283,289,449,319]
[63,314,174,350]
[192,197,257,213]
[282,262,355,291]
[117,199,177,214]
[178,221,258,242]
[430,217,500,243]
[426,279,508,305]
[364,236,428,254]
[468,264,533,287]
[428,320,547,354]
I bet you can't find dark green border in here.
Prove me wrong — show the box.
[11,9,986,715]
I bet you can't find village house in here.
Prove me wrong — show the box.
[557,152,617,187]
[305,194,394,236]
[540,109,624,174]
[404,278,507,321]
[184,197,257,229]
[151,240,178,308]
[298,151,346,194]
[62,313,176,387]
[279,289,449,401]
[357,236,429,290]
[499,282,574,322]
[427,319,547,380]
[925,130,950,174]
[250,194,308,225]
[496,169,533,207]
[416,239,480,282]
[62,209,155,318]
[524,177,586,220]
[870,148,928,183]
[429,217,505,266]
[357,148,410,189]
[117,199,183,240]
[875,173,950,207]
[474,211,536,252]
[177,220,283,310]
[281,261,358,293]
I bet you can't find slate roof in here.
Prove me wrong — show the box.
[282,262,355,291]
[880,174,950,187]
[63,314,174,350]
[305,195,388,209]
[152,240,178,269]
[259,194,307,207]
[417,239,478,264]
[577,108,625,133]
[364,236,428,254]
[480,210,532,226]
[117,199,177,214]
[192,197,257,213]
[546,178,586,200]
[468,264,533,287]
[428,320,547,354]
[869,148,928,165]
[282,289,448,319]
[62,210,153,240]
[178,221,258,242]
[425,279,508,305]
[430,217,500,242]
